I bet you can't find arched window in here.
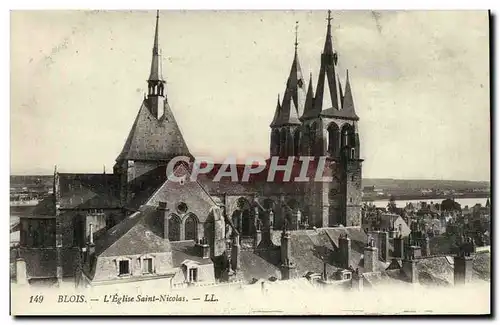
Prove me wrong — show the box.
[302,125,311,156]
[184,214,198,241]
[271,129,280,157]
[327,123,340,156]
[310,122,318,156]
[279,129,287,157]
[72,215,84,248]
[235,197,252,237]
[293,128,301,156]
[168,214,182,242]
[341,124,355,149]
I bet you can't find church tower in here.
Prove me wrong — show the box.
[270,22,306,158]
[300,11,363,227]
[114,11,192,207]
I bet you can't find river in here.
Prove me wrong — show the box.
[366,197,489,209]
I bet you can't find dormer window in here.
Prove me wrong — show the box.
[119,260,130,276]
[142,257,153,274]
[189,268,198,283]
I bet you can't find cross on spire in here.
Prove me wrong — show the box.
[294,21,299,50]
[326,10,333,25]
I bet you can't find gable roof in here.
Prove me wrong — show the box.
[144,163,217,218]
[116,100,191,162]
[95,205,171,257]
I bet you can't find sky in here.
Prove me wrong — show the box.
[10,10,490,181]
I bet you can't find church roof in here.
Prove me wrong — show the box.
[57,173,121,209]
[95,205,171,257]
[116,100,191,162]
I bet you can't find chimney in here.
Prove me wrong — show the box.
[402,259,418,284]
[409,245,422,259]
[454,254,473,286]
[196,237,210,259]
[158,201,169,239]
[280,229,297,280]
[339,234,351,269]
[15,258,28,285]
[421,235,430,256]
[231,234,241,271]
[294,209,301,230]
[454,239,474,286]
[363,242,378,273]
[87,223,95,257]
[254,207,262,248]
[393,235,404,259]
[351,268,364,291]
[261,210,273,245]
[378,231,389,262]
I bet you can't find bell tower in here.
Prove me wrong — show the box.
[147,10,166,119]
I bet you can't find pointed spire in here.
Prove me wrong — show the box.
[149,10,164,82]
[273,22,305,126]
[324,10,334,54]
[341,69,359,119]
[294,21,299,53]
[301,72,315,120]
[270,94,282,127]
[311,10,344,118]
[153,10,159,55]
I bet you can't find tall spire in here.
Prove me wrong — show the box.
[294,21,299,54]
[147,10,166,119]
[312,10,343,117]
[274,21,305,126]
[341,69,359,119]
[301,72,315,120]
[270,94,282,127]
[149,10,164,82]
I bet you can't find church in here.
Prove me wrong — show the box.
[16,11,375,287]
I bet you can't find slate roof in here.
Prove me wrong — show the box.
[57,173,121,209]
[116,100,191,162]
[171,241,214,266]
[144,164,217,217]
[472,251,491,281]
[15,247,79,279]
[239,249,282,282]
[415,256,454,286]
[271,50,305,127]
[95,205,171,257]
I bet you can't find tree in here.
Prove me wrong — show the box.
[387,195,397,213]
[441,198,461,212]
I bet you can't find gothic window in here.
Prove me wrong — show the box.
[279,129,288,157]
[341,124,355,149]
[310,123,318,156]
[327,123,340,156]
[168,214,182,241]
[271,129,281,157]
[293,129,301,156]
[184,214,198,241]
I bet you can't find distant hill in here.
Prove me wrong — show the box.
[362,178,490,191]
